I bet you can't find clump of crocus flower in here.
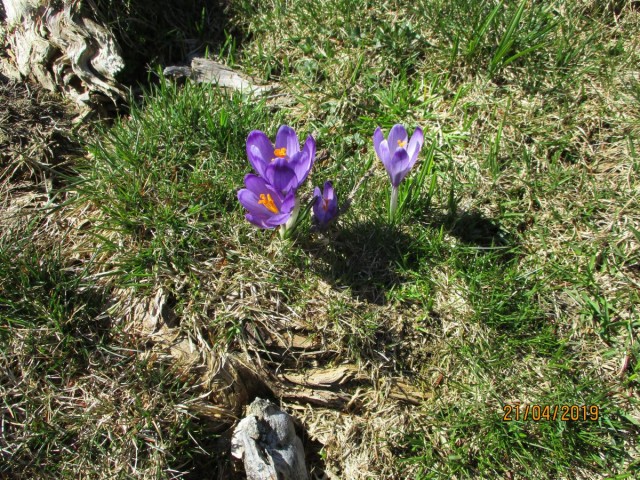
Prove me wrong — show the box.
[238,125,315,238]
[373,124,424,220]
[312,181,339,228]
[239,122,423,239]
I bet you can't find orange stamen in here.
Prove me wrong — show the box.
[258,193,279,214]
[273,147,287,158]
[322,198,329,211]
[397,139,407,148]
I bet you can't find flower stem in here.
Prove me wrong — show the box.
[390,185,399,221]
[280,198,301,240]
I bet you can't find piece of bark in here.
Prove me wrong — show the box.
[282,365,363,388]
[164,57,273,95]
[231,397,309,480]
[245,321,323,351]
[2,0,126,108]
[279,387,351,409]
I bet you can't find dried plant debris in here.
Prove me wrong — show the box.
[0,75,81,187]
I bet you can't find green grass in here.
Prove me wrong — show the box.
[74,79,284,289]
[0,220,227,478]
[2,0,640,478]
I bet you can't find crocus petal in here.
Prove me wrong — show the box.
[407,127,424,169]
[275,125,300,156]
[264,213,293,227]
[312,196,327,225]
[280,190,297,213]
[237,188,267,218]
[289,151,307,184]
[373,127,390,164]
[304,135,316,160]
[323,181,336,202]
[264,159,298,194]
[264,191,296,227]
[290,135,316,185]
[246,212,291,229]
[387,148,411,187]
[246,130,274,177]
[387,124,408,157]
[245,213,269,229]
[243,173,270,196]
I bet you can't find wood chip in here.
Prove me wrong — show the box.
[282,365,363,388]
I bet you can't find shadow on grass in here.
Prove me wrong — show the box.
[299,204,518,305]
[87,0,240,87]
[0,74,85,189]
[300,219,421,305]
[446,210,513,249]
[414,201,518,261]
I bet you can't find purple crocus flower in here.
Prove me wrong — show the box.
[246,125,316,194]
[237,174,297,229]
[373,124,424,188]
[313,181,339,227]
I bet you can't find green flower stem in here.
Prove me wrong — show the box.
[390,185,399,221]
[280,198,301,239]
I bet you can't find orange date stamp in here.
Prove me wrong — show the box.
[502,404,600,422]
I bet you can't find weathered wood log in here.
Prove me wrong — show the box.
[163,57,274,95]
[231,397,309,480]
[2,0,126,108]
